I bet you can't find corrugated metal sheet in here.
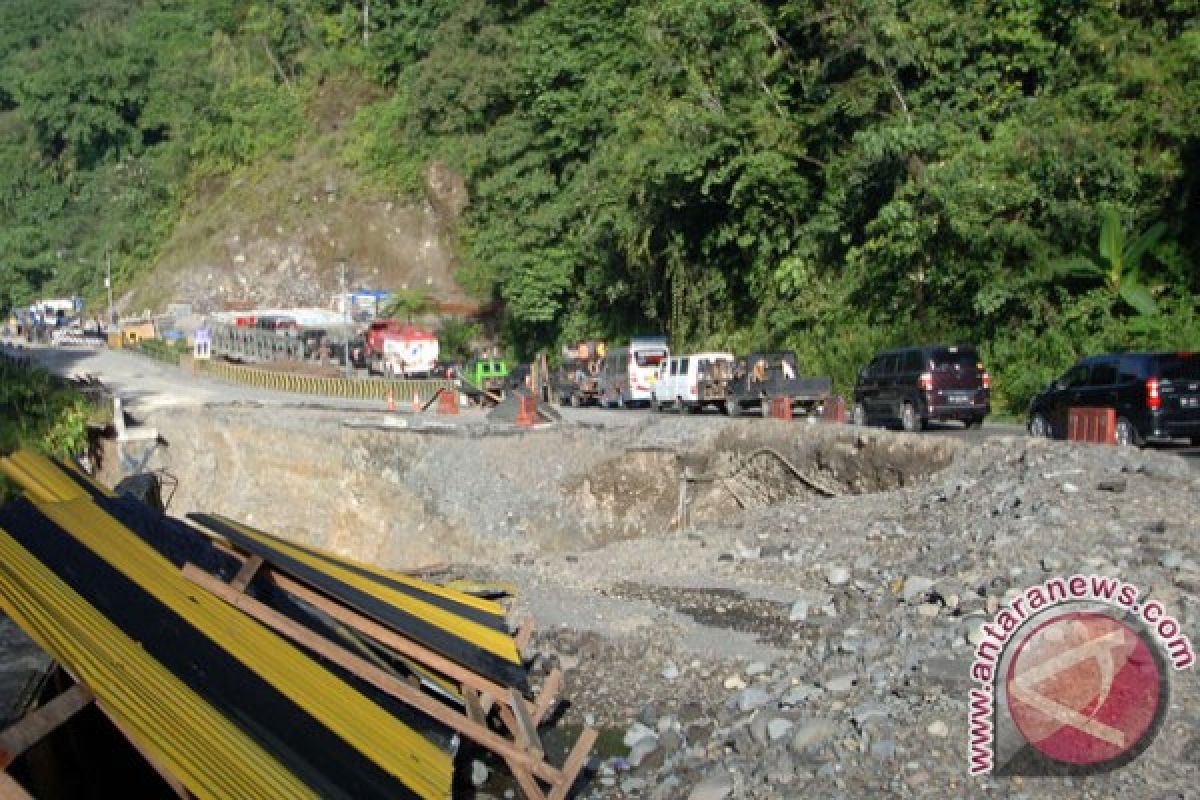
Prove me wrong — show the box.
[191,513,527,688]
[0,459,455,799]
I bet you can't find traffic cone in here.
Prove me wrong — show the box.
[386,388,396,412]
[411,392,420,412]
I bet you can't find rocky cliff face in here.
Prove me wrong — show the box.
[137,156,473,315]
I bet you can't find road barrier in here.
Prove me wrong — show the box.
[1067,407,1116,445]
[436,389,459,416]
[516,394,537,427]
[196,358,455,405]
[822,395,847,424]
[769,395,793,420]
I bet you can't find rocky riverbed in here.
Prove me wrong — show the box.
[462,429,1199,799]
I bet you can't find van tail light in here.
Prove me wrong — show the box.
[1146,378,1161,410]
[981,371,991,390]
[918,372,933,391]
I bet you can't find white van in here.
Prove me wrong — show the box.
[653,352,736,413]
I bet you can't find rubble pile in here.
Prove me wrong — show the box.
[492,434,1198,799]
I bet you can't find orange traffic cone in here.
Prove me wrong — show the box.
[386,388,396,412]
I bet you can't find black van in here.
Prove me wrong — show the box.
[1027,352,1200,446]
[853,345,991,431]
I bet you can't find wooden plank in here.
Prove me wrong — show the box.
[504,759,547,800]
[229,555,264,593]
[97,704,191,799]
[261,564,536,717]
[183,565,565,787]
[0,772,34,800]
[513,614,535,655]
[462,688,485,725]
[532,668,562,725]
[0,683,93,768]
[547,727,598,800]
[509,688,544,758]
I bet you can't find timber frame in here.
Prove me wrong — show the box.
[0,547,594,800]
[187,539,594,800]
[0,673,191,800]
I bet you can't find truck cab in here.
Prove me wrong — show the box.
[466,359,510,393]
[725,351,832,417]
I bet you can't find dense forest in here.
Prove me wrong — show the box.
[1,0,1197,413]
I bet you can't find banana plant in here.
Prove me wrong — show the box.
[1049,208,1165,316]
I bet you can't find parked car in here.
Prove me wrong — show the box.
[1027,352,1200,446]
[853,344,991,431]
[653,352,735,413]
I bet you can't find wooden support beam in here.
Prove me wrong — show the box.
[514,614,535,656]
[0,772,34,800]
[0,684,93,768]
[98,706,191,799]
[547,727,598,800]
[261,564,539,719]
[229,555,264,593]
[532,668,563,725]
[463,688,485,725]
[509,687,544,759]
[503,758,547,800]
[183,565,569,788]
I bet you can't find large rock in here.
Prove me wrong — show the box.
[790,719,838,753]
[688,773,734,800]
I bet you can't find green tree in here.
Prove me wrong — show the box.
[382,287,434,322]
[1049,208,1166,316]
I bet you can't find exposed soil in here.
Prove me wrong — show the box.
[109,406,1200,799]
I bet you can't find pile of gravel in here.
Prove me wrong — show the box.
[471,434,1199,799]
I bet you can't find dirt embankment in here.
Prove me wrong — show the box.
[137,409,958,567]
[125,406,1200,799]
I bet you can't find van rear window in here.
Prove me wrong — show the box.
[1158,354,1200,381]
[931,348,979,371]
[636,350,667,368]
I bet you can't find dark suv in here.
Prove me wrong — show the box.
[1027,352,1200,446]
[853,345,991,431]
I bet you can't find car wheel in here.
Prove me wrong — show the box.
[1115,416,1142,448]
[901,402,921,433]
[852,402,867,427]
[1191,435,1200,447]
[1028,413,1052,439]
[964,417,983,430]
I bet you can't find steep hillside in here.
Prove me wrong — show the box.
[1,0,1197,414]
[134,144,469,314]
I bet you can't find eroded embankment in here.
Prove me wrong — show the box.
[131,409,960,566]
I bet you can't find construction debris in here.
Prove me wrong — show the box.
[0,451,594,800]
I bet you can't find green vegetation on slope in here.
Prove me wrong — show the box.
[0,357,98,504]
[1,1,1198,414]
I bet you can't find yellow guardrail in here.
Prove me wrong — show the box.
[194,360,455,405]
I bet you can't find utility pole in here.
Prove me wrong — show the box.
[105,249,114,331]
[339,257,352,378]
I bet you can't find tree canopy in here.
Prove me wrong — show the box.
[1,0,1197,413]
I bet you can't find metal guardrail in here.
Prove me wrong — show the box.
[195,359,455,404]
[209,324,314,363]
